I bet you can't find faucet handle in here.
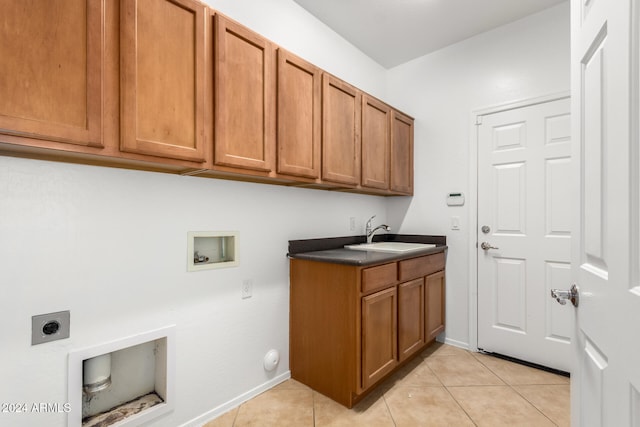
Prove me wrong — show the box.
[365,215,376,234]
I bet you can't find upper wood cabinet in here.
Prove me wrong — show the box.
[390,110,414,194]
[361,95,391,190]
[120,0,206,162]
[0,2,413,196]
[214,14,275,173]
[276,49,321,179]
[0,0,104,147]
[322,74,361,186]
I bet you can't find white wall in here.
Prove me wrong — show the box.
[0,1,390,426]
[386,3,570,348]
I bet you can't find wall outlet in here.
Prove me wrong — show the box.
[32,310,70,345]
[242,279,253,299]
[349,217,356,232]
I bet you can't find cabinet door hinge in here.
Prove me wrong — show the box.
[475,116,483,126]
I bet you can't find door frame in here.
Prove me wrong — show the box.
[467,91,570,353]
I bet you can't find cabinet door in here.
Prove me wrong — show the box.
[361,286,397,390]
[390,110,414,194]
[120,0,206,162]
[361,95,391,190]
[276,49,321,179]
[0,0,104,147]
[425,270,445,342]
[215,15,275,172]
[398,278,425,361]
[322,74,361,186]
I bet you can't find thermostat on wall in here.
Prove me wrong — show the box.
[447,193,465,206]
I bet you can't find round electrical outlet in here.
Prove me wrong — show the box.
[42,320,60,335]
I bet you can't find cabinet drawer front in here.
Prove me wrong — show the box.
[398,252,445,282]
[362,262,397,294]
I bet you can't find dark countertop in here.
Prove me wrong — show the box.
[288,234,447,266]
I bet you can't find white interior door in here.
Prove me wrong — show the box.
[570,0,640,425]
[477,97,573,372]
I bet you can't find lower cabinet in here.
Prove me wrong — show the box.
[361,286,397,390]
[426,270,446,342]
[290,251,446,408]
[398,278,425,362]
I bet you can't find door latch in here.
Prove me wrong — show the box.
[550,283,579,307]
[480,242,499,250]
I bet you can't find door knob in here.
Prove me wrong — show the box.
[550,283,579,307]
[480,242,499,250]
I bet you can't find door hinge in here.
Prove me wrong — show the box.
[475,116,483,125]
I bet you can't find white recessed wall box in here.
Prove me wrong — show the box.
[68,325,175,427]
[446,192,465,206]
[187,231,239,271]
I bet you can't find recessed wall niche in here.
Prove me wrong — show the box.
[67,326,175,427]
[187,231,239,271]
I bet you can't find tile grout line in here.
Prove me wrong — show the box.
[422,351,480,426]
[381,391,398,427]
[471,352,564,426]
[432,350,526,425]
[230,403,240,427]
[311,390,316,427]
[508,384,562,427]
[442,385,480,427]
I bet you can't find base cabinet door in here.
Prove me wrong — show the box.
[398,278,425,361]
[361,286,397,390]
[0,0,104,147]
[120,0,206,162]
[425,270,446,342]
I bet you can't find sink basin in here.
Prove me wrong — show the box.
[344,242,436,253]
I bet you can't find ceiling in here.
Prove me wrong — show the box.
[293,0,568,69]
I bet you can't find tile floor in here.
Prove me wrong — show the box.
[204,343,570,427]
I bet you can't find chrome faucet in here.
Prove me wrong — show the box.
[365,215,391,244]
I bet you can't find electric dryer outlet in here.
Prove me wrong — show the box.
[32,310,70,345]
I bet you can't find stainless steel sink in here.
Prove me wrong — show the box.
[344,242,436,253]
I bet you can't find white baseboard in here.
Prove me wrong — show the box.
[179,371,291,427]
[441,336,472,351]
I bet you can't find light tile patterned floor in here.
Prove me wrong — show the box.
[203,343,570,427]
